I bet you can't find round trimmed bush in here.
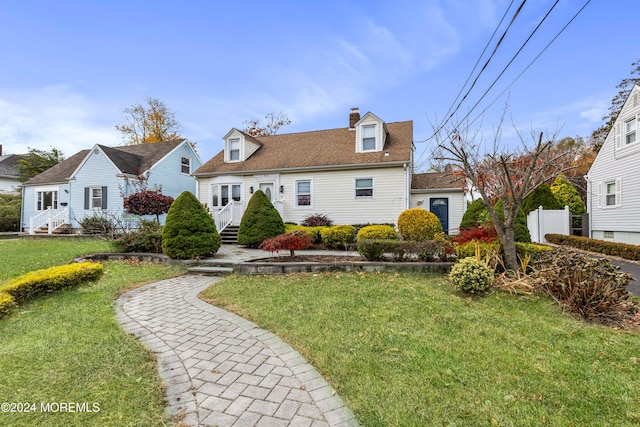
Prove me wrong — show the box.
[397,208,443,241]
[320,225,356,250]
[357,225,397,241]
[449,257,494,294]
[237,190,285,247]
[459,199,487,230]
[162,191,221,259]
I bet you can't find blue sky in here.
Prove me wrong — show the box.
[0,0,636,170]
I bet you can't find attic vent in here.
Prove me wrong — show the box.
[93,148,99,154]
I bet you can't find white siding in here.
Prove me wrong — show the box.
[410,190,466,234]
[588,85,640,244]
[0,177,20,194]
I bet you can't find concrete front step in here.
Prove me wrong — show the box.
[187,266,234,276]
[220,226,239,244]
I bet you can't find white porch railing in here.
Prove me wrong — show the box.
[30,207,70,234]
[213,200,284,233]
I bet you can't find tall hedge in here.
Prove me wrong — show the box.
[551,174,586,215]
[237,190,285,247]
[521,184,562,215]
[460,199,487,230]
[162,191,221,259]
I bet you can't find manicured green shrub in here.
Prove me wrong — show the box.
[545,234,640,261]
[320,225,356,250]
[357,239,390,261]
[0,262,104,304]
[357,225,397,241]
[397,208,443,241]
[80,215,114,235]
[0,292,17,318]
[284,224,324,243]
[521,184,562,215]
[455,241,501,260]
[493,199,531,243]
[301,213,333,227]
[356,239,445,262]
[114,220,163,253]
[449,257,494,294]
[260,232,313,256]
[459,199,487,230]
[237,190,285,247]
[162,191,221,259]
[533,250,637,324]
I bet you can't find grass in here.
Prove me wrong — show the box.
[0,237,114,282]
[201,272,640,427]
[0,239,186,426]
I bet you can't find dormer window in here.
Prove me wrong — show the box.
[229,138,240,161]
[362,125,376,151]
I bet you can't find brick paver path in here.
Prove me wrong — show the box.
[116,275,358,427]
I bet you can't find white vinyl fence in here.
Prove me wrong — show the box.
[527,206,571,243]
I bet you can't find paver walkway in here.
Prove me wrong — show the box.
[116,275,358,427]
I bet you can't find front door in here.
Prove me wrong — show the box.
[430,198,449,234]
[259,182,275,202]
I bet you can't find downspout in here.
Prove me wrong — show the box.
[20,184,25,232]
[585,174,591,238]
[404,163,410,210]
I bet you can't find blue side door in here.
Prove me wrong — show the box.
[430,198,449,234]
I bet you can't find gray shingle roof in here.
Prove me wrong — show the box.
[23,140,184,186]
[0,154,23,178]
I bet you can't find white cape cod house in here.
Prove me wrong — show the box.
[21,140,202,234]
[194,109,467,234]
[587,84,640,244]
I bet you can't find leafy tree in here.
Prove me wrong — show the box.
[237,190,285,247]
[591,59,640,150]
[17,147,64,182]
[162,191,221,259]
[123,191,174,223]
[116,97,185,145]
[435,108,576,271]
[243,112,291,137]
[550,174,586,215]
[0,194,21,231]
[521,184,562,215]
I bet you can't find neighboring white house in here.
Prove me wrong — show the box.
[21,140,202,234]
[586,84,640,245]
[0,145,24,194]
[194,108,467,234]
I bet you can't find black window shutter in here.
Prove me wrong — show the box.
[102,186,108,209]
[84,187,90,209]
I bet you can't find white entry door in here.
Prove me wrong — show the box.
[259,182,275,202]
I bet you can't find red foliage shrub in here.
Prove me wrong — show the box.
[301,214,333,227]
[452,226,498,245]
[124,191,174,220]
[259,232,313,256]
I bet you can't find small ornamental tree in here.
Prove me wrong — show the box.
[260,232,313,256]
[162,191,221,259]
[237,190,285,247]
[123,191,174,223]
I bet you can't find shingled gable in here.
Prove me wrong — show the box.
[194,120,413,176]
[23,140,186,186]
[411,171,465,191]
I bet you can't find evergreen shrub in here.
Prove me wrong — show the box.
[357,225,397,241]
[320,225,356,250]
[449,257,494,294]
[237,190,285,247]
[114,220,163,253]
[162,191,221,259]
[397,208,443,241]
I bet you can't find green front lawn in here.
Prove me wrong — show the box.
[0,239,185,426]
[201,272,640,426]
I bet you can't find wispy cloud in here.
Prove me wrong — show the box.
[0,85,120,156]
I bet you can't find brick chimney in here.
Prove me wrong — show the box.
[349,108,360,129]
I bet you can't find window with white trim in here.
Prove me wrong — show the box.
[604,180,620,207]
[355,178,373,198]
[625,117,637,145]
[229,138,240,161]
[296,180,312,207]
[36,190,58,211]
[91,187,103,209]
[362,124,376,151]
[181,156,191,174]
[212,184,241,207]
